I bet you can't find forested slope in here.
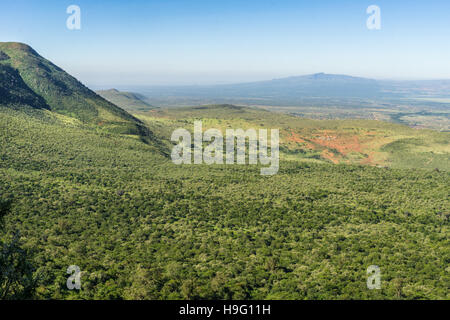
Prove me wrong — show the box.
[0,42,158,142]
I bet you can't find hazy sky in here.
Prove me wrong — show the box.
[1,0,450,86]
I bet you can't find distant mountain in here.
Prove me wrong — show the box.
[144,73,380,97]
[131,73,383,107]
[233,73,381,97]
[0,42,153,139]
[257,72,377,84]
[132,73,450,107]
[96,89,155,111]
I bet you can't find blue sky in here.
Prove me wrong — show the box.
[1,0,450,86]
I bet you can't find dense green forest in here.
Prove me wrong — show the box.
[0,106,448,299]
[0,42,448,300]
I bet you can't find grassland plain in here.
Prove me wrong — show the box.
[262,104,450,132]
[0,106,449,300]
[135,105,450,170]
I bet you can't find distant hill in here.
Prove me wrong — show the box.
[132,73,450,107]
[96,89,155,111]
[234,73,381,97]
[0,42,154,140]
[134,73,383,106]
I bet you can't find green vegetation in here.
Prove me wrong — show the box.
[0,106,448,300]
[389,111,450,132]
[0,42,154,140]
[0,44,448,300]
[135,105,450,170]
[0,64,49,110]
[0,199,37,299]
[264,104,450,132]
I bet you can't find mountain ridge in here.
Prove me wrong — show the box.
[96,88,155,111]
[130,72,450,108]
[0,42,158,143]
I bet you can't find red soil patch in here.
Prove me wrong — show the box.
[287,131,306,143]
[311,133,363,155]
[285,130,382,166]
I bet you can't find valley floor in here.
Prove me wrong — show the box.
[0,107,449,299]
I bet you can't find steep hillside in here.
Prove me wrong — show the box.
[96,89,155,111]
[0,42,154,139]
[0,63,50,109]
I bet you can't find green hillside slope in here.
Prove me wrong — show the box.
[0,42,154,139]
[0,63,50,109]
[97,89,155,111]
